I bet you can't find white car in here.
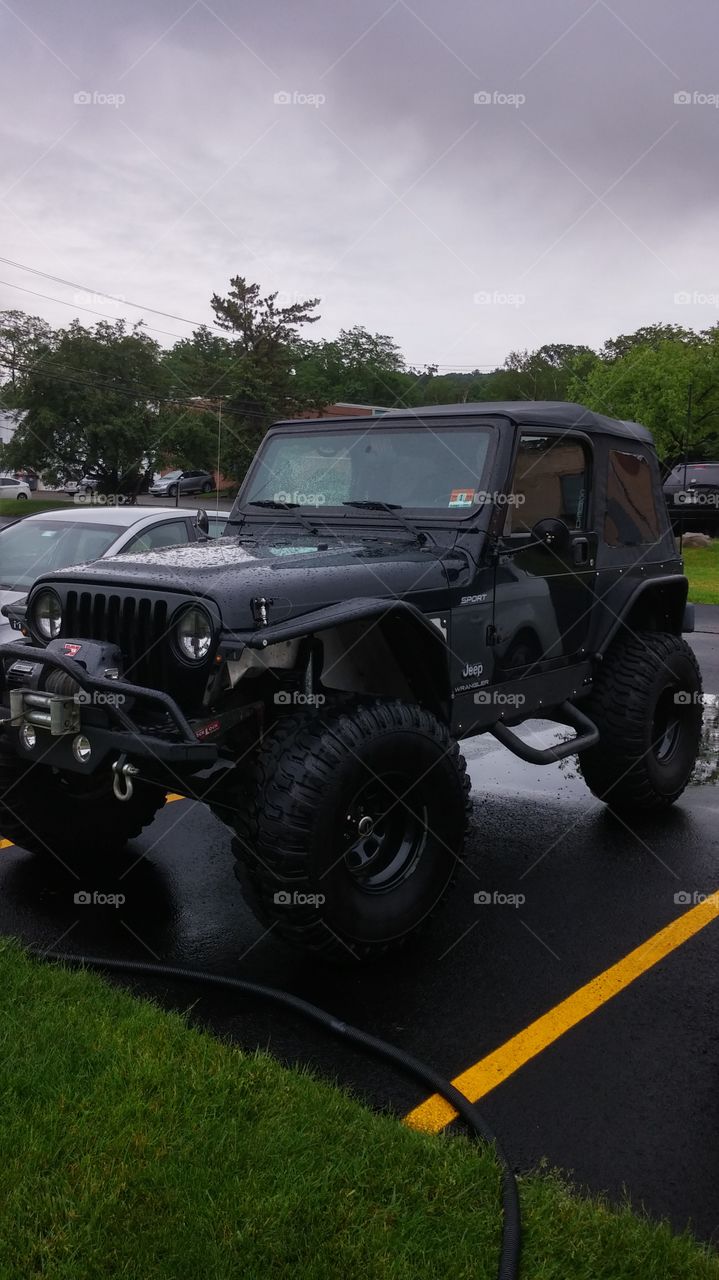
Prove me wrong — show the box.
[0,504,229,645]
[0,476,31,500]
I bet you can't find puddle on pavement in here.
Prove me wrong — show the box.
[691,694,719,787]
[555,695,719,788]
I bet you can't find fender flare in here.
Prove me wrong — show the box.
[597,574,688,655]
[236,597,452,718]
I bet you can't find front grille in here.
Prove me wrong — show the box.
[63,589,170,688]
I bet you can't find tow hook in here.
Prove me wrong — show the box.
[112,755,140,802]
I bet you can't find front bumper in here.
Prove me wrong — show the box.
[1,639,219,775]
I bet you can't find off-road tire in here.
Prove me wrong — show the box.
[578,631,702,812]
[0,744,166,863]
[227,700,471,961]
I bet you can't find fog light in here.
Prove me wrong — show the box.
[72,734,92,764]
[19,723,36,751]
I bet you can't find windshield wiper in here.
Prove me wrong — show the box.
[342,501,433,547]
[245,499,323,539]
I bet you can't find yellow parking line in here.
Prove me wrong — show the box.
[0,792,186,851]
[405,891,719,1134]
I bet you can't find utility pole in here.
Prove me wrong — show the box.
[679,380,692,554]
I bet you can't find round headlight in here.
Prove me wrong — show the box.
[175,606,212,662]
[33,589,62,640]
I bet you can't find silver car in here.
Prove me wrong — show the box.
[149,469,216,498]
[0,504,229,645]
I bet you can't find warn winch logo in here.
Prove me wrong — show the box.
[195,719,221,740]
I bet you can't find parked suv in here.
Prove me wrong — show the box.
[0,403,703,962]
[663,462,719,532]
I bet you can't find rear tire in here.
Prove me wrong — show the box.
[0,745,166,864]
[225,700,471,962]
[578,631,702,812]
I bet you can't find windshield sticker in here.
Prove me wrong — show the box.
[449,488,475,508]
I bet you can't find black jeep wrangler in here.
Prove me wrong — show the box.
[0,403,703,960]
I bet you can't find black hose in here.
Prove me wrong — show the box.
[34,949,521,1280]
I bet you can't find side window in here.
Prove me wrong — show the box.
[505,434,588,534]
[206,516,227,538]
[122,520,191,554]
[604,450,660,546]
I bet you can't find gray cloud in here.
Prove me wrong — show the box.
[1,0,718,371]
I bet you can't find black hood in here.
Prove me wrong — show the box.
[44,533,459,632]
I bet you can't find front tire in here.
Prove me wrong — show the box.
[0,745,166,864]
[578,631,702,812]
[227,701,471,961]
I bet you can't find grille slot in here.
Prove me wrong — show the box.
[63,588,171,688]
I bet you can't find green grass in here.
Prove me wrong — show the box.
[683,541,719,605]
[0,942,716,1279]
[0,497,74,517]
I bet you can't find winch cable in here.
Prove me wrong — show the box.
[33,948,521,1280]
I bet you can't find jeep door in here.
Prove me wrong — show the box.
[490,430,597,678]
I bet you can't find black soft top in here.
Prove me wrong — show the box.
[275,401,653,443]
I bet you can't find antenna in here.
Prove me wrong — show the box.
[216,400,223,519]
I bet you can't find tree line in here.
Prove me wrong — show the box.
[1,277,718,493]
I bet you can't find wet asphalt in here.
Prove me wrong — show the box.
[0,612,717,1243]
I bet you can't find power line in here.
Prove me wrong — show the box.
[0,355,267,417]
[0,355,198,407]
[0,255,219,332]
[0,277,191,342]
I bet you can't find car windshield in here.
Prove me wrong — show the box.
[159,471,183,481]
[0,520,123,589]
[235,424,496,516]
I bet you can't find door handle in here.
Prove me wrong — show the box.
[572,537,589,565]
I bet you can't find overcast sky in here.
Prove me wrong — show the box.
[1,0,718,371]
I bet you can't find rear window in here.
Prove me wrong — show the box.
[605,450,661,546]
[669,464,719,485]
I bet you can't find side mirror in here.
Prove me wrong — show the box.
[195,508,209,537]
[530,517,572,555]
